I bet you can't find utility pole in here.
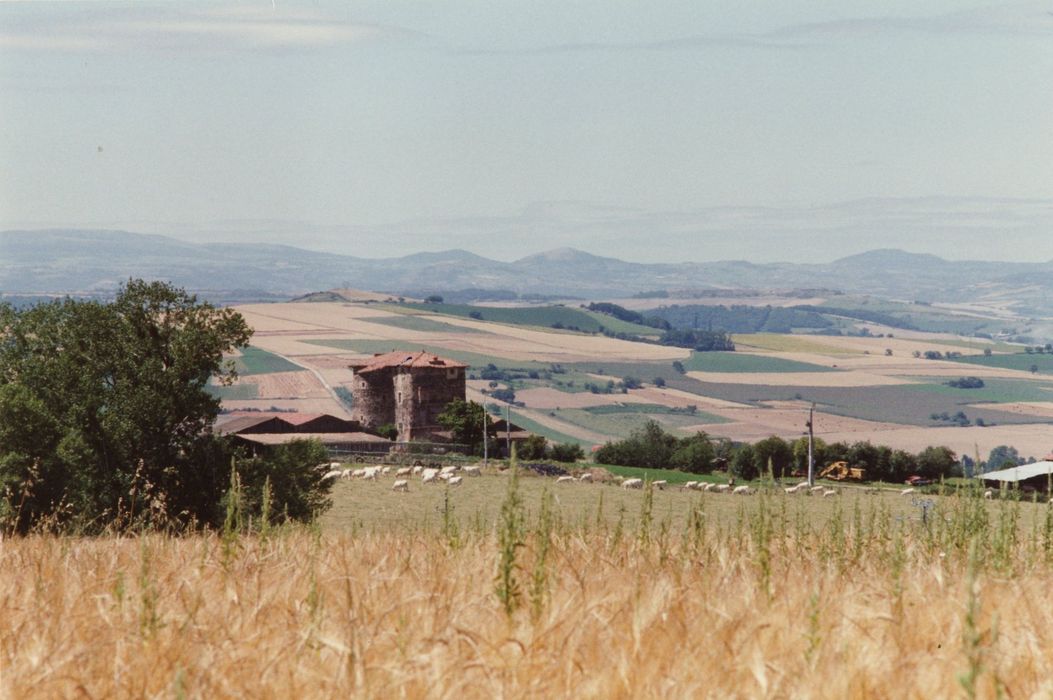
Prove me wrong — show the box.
[807,403,815,487]
[482,410,489,466]
[505,403,511,457]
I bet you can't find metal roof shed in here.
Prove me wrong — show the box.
[981,461,1053,492]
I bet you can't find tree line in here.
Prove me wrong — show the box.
[595,420,960,483]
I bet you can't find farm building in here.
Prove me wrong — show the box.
[981,461,1053,493]
[215,413,364,436]
[431,416,534,456]
[215,412,393,455]
[348,350,467,441]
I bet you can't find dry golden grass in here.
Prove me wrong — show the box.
[5,481,1053,698]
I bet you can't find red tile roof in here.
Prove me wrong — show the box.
[235,432,392,446]
[349,350,468,374]
[279,413,327,426]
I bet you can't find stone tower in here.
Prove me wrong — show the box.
[348,350,467,441]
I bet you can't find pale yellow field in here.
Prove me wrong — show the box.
[236,302,688,365]
[686,369,914,387]
[247,370,330,399]
[222,397,352,416]
[815,423,1053,462]
[683,404,904,443]
[7,483,1053,698]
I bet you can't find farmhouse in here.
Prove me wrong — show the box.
[349,350,467,441]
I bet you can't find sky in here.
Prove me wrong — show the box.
[2,1,1052,263]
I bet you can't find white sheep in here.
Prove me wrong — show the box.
[421,468,439,483]
[321,469,343,481]
[447,476,463,487]
[622,478,644,490]
[381,466,391,475]
[463,466,481,477]
[683,481,699,491]
[703,483,717,492]
[783,486,798,494]
[395,467,412,477]
[578,473,593,483]
[714,484,731,493]
[732,485,754,495]
[392,479,409,492]
[556,476,575,484]
[810,485,825,493]
[652,480,668,490]
[822,489,837,497]
[900,487,915,496]
[983,489,993,499]
[328,461,342,469]
[341,469,354,480]
[440,465,457,475]
[412,465,423,476]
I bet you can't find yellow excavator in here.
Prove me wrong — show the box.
[819,461,867,482]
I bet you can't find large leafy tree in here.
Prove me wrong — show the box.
[437,399,497,454]
[0,280,265,531]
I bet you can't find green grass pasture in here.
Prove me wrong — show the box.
[234,346,301,375]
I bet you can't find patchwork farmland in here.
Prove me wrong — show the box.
[228,300,1053,460]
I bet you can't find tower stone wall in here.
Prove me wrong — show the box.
[348,351,467,441]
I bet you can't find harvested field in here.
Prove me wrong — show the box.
[235,302,687,365]
[686,370,914,387]
[817,422,1053,461]
[297,354,363,369]
[682,405,902,443]
[223,302,1053,454]
[221,397,349,415]
[732,334,853,355]
[979,401,1053,419]
[630,385,753,410]
[247,370,330,399]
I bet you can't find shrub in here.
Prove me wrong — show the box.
[549,442,585,463]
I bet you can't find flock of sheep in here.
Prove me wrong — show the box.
[319,461,963,499]
[320,462,483,492]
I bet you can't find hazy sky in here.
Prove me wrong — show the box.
[2,1,1052,263]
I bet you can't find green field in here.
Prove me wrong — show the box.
[949,352,1053,375]
[689,381,1053,427]
[924,338,1017,353]
[732,334,854,355]
[582,403,727,423]
[234,346,301,375]
[366,314,487,334]
[318,465,1005,534]
[205,383,259,400]
[551,408,716,437]
[505,409,592,446]
[682,351,836,373]
[911,378,1053,404]
[395,302,659,335]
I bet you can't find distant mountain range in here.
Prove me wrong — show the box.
[3,229,1053,313]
